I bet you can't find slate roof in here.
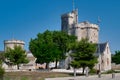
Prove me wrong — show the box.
[96,42,107,53]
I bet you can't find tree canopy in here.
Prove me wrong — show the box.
[112,50,120,64]
[53,31,76,68]
[70,39,97,74]
[29,30,56,69]
[5,45,29,69]
[29,30,77,69]
[0,52,5,62]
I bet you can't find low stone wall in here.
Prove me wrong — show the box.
[112,63,120,70]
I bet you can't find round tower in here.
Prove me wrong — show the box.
[4,39,25,51]
[78,21,99,43]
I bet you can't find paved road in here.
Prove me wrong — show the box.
[45,73,120,80]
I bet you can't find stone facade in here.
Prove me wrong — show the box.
[61,9,99,43]
[95,42,111,71]
[61,9,111,71]
[4,39,25,51]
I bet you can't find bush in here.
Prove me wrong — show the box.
[0,66,5,76]
[103,70,115,74]
[89,69,97,74]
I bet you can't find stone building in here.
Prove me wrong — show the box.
[61,9,99,43]
[95,42,111,71]
[61,9,111,71]
[3,39,36,70]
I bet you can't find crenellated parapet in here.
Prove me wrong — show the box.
[4,39,25,51]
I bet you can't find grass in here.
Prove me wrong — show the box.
[4,70,120,80]
[3,71,72,80]
[102,70,120,74]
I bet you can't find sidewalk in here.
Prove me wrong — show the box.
[45,73,120,80]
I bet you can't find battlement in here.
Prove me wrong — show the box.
[78,21,99,30]
[4,39,25,45]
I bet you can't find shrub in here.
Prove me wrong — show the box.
[0,66,5,76]
[103,70,115,74]
[89,69,97,74]
[21,77,28,80]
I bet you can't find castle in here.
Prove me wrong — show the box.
[2,9,111,71]
[61,9,111,71]
[61,9,98,43]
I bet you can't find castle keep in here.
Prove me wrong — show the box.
[61,9,99,43]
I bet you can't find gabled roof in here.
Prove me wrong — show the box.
[96,42,107,53]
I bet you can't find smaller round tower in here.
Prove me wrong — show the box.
[4,39,25,51]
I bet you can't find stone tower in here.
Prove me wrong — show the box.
[4,39,25,51]
[61,9,111,71]
[61,9,78,35]
[61,9,99,43]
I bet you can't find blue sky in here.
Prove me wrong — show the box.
[0,0,120,53]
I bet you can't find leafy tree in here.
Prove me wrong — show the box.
[29,30,56,69]
[29,30,77,69]
[5,45,29,69]
[53,31,77,68]
[0,53,5,78]
[0,52,5,62]
[112,50,120,64]
[70,39,97,74]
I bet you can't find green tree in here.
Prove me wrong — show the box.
[29,30,56,69]
[29,30,77,69]
[0,52,5,62]
[53,31,76,68]
[0,53,5,79]
[112,50,120,64]
[70,39,97,74]
[5,45,29,70]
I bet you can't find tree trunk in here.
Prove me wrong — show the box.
[82,67,85,74]
[73,68,76,77]
[46,63,49,69]
[17,64,19,70]
[55,59,58,69]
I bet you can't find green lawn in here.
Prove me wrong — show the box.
[3,71,72,80]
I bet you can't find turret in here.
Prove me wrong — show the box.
[61,9,78,35]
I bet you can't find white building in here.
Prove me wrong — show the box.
[61,9,111,71]
[95,42,111,71]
